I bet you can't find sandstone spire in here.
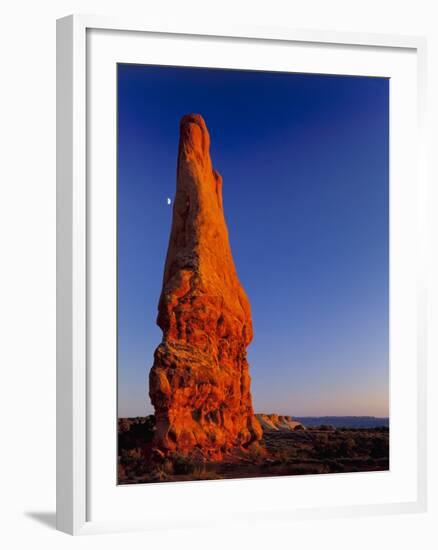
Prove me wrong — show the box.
[149,114,262,458]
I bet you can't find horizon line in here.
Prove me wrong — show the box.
[117,413,390,419]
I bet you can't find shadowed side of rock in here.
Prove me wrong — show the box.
[149,114,262,459]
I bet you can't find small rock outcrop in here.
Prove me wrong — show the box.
[149,114,262,459]
[256,414,304,432]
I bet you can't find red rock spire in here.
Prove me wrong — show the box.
[149,114,262,458]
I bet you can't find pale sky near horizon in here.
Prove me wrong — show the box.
[117,64,389,419]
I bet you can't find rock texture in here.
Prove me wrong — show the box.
[256,414,304,432]
[149,114,262,459]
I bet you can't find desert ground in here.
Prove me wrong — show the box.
[118,415,389,484]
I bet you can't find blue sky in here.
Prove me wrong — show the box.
[117,64,389,418]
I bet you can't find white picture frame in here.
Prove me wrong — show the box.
[56,14,428,535]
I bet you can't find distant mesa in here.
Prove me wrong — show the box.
[149,114,262,459]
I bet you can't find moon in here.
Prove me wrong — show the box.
[167,198,171,206]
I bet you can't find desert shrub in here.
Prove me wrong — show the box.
[149,463,173,482]
[247,442,266,463]
[191,464,222,480]
[141,415,156,433]
[313,438,341,460]
[118,418,131,433]
[161,459,174,475]
[120,447,142,463]
[118,415,156,452]
[169,454,222,479]
[339,437,356,458]
[170,452,202,475]
[370,437,389,458]
[315,433,329,444]
[352,436,372,456]
[271,447,292,462]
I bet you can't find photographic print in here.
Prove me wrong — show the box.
[117,64,389,484]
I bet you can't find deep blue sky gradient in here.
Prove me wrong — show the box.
[117,64,389,418]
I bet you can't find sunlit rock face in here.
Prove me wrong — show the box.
[149,114,262,459]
